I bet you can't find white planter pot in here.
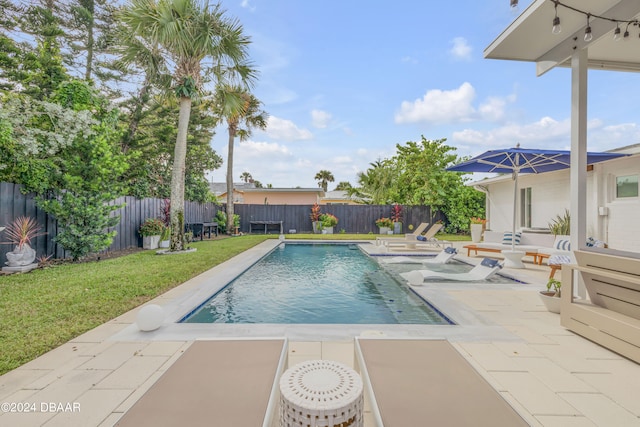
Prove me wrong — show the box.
[539,291,561,313]
[312,221,322,234]
[393,222,402,234]
[159,240,170,248]
[143,235,160,249]
[470,224,483,243]
[379,227,390,235]
[321,227,334,234]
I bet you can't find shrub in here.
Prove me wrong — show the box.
[139,218,164,236]
[375,217,393,228]
[320,213,338,227]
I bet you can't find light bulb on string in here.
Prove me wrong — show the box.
[584,14,592,42]
[552,1,562,34]
[552,16,562,34]
[614,25,622,41]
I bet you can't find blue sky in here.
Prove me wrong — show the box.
[208,0,640,188]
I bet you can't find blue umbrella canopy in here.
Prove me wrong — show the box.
[447,147,625,175]
[447,147,627,252]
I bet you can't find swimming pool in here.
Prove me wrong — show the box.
[181,243,452,325]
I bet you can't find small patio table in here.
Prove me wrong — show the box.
[279,359,363,427]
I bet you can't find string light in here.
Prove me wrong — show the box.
[552,1,562,34]
[549,0,640,43]
[584,14,592,42]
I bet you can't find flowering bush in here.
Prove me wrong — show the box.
[376,217,393,228]
[391,204,403,223]
[320,213,338,227]
[139,218,164,236]
[470,217,487,225]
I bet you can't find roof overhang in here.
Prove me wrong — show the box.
[485,0,640,76]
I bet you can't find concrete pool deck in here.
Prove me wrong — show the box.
[1,240,640,426]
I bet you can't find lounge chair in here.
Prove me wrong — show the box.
[386,223,451,250]
[382,247,458,264]
[115,338,287,427]
[355,338,529,426]
[376,222,429,245]
[400,258,503,284]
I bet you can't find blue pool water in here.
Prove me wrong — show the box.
[182,243,452,324]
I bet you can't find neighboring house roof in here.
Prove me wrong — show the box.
[209,182,255,196]
[241,188,324,194]
[321,190,357,203]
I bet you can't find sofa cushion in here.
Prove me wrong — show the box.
[555,239,571,251]
[502,231,521,245]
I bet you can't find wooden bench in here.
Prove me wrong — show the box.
[463,244,540,263]
[250,220,283,234]
[561,250,640,363]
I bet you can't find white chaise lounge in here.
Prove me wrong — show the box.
[401,258,502,285]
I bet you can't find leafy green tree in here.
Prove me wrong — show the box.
[212,85,267,233]
[315,170,335,192]
[334,181,352,191]
[117,0,254,251]
[36,81,129,260]
[351,159,394,204]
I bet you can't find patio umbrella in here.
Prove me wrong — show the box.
[447,146,626,251]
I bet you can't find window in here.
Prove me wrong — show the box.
[616,175,639,198]
[520,187,532,228]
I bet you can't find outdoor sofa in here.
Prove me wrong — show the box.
[464,230,566,263]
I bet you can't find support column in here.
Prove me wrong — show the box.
[570,49,588,298]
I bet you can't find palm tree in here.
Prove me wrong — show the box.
[213,84,268,233]
[117,0,254,251]
[240,171,252,183]
[315,170,335,192]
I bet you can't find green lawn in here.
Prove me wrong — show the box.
[0,232,468,375]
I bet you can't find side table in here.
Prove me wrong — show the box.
[279,360,363,427]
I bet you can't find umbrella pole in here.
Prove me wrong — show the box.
[512,170,518,252]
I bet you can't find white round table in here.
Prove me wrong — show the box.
[279,360,363,427]
[501,249,526,269]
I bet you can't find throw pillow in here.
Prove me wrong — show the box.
[554,239,571,251]
[444,247,457,254]
[480,258,501,268]
[416,235,427,241]
[502,231,521,245]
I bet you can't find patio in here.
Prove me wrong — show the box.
[1,240,639,426]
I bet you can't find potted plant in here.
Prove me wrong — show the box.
[1,216,45,271]
[469,217,487,243]
[139,218,164,249]
[391,204,403,234]
[539,277,561,313]
[375,217,393,235]
[310,203,322,234]
[320,213,338,234]
[159,226,171,248]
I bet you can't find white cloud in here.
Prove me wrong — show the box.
[395,82,477,124]
[266,116,313,141]
[240,0,255,11]
[401,56,418,64]
[395,83,515,125]
[311,109,332,128]
[449,37,472,61]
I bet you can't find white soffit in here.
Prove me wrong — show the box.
[484,0,640,75]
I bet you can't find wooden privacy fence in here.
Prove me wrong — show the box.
[0,182,441,261]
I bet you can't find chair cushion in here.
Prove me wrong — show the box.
[548,254,571,265]
[502,232,521,245]
[444,247,457,254]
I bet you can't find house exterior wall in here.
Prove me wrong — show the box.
[240,191,321,205]
[481,155,639,253]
